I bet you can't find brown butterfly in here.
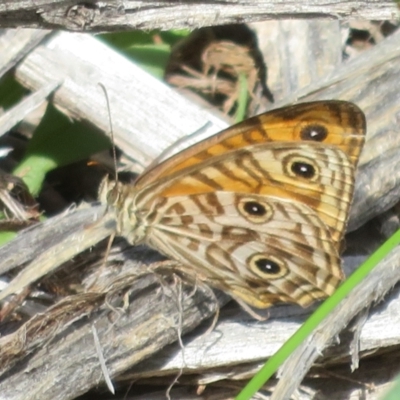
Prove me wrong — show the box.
[101,100,366,309]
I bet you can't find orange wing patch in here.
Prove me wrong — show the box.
[135,100,366,189]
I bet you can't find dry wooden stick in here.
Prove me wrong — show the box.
[0,1,398,32]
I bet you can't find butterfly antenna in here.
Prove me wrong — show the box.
[98,83,119,185]
[97,83,119,273]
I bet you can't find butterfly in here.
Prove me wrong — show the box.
[101,100,366,309]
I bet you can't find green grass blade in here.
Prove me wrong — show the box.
[234,72,249,123]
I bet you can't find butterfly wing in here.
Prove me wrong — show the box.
[144,192,342,308]
[136,141,357,248]
[118,101,366,308]
[136,100,366,188]
[134,143,352,307]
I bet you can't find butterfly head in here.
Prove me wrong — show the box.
[99,177,146,245]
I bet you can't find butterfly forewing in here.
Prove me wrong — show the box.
[135,100,365,188]
[137,142,355,247]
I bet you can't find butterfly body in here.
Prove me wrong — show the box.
[101,101,366,309]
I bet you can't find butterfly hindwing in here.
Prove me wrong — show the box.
[145,192,342,308]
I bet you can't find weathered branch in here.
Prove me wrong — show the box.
[0,1,398,32]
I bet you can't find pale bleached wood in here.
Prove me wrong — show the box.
[0,205,110,276]
[0,205,227,400]
[0,29,50,77]
[0,238,225,400]
[0,205,117,302]
[14,31,228,170]
[250,19,343,103]
[0,81,60,138]
[0,1,398,32]
[128,350,400,400]
[0,225,396,398]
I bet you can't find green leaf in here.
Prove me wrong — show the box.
[99,30,190,78]
[0,73,27,109]
[13,104,111,196]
